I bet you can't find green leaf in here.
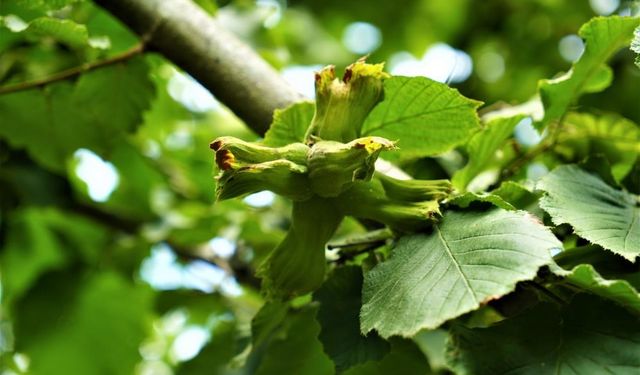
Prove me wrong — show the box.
[0,84,84,171]
[448,192,516,210]
[0,57,154,171]
[176,319,239,375]
[452,115,523,190]
[490,181,539,210]
[314,266,390,373]
[73,57,155,135]
[362,76,482,159]
[361,209,559,338]
[6,0,78,12]
[253,306,334,375]
[27,17,89,48]
[538,165,640,261]
[0,208,108,303]
[97,142,167,220]
[251,301,289,349]
[413,329,448,372]
[447,294,640,375]
[539,16,640,128]
[559,264,640,313]
[342,339,431,375]
[14,272,152,375]
[0,209,68,303]
[631,25,640,68]
[555,112,640,181]
[262,101,315,147]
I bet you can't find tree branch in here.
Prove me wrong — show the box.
[0,43,144,95]
[72,202,263,288]
[94,0,303,135]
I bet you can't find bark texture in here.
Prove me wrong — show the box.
[96,0,303,135]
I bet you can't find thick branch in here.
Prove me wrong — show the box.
[95,0,303,135]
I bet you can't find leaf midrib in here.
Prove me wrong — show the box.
[364,102,472,135]
[435,225,479,305]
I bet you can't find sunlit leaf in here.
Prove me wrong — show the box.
[631,25,640,68]
[448,192,516,210]
[26,17,89,48]
[539,16,640,128]
[538,165,640,261]
[262,101,315,147]
[362,76,482,159]
[490,181,539,210]
[361,209,559,338]
[554,112,640,181]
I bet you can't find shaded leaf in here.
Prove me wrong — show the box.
[14,272,152,375]
[553,245,640,289]
[538,165,640,261]
[361,209,559,338]
[447,294,640,375]
[413,329,449,372]
[362,76,482,159]
[314,266,390,373]
[539,16,640,128]
[251,301,289,350]
[559,264,640,313]
[342,339,431,375]
[262,101,315,147]
[177,319,240,375]
[254,306,334,375]
[0,207,108,303]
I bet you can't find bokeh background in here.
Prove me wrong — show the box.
[0,0,638,374]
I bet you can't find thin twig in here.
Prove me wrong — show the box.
[500,141,553,180]
[0,43,145,95]
[523,281,567,305]
[327,228,393,250]
[168,240,234,275]
[72,203,252,284]
[329,243,382,264]
[500,114,567,180]
[327,238,389,250]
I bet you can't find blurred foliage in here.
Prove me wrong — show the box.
[0,0,639,374]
